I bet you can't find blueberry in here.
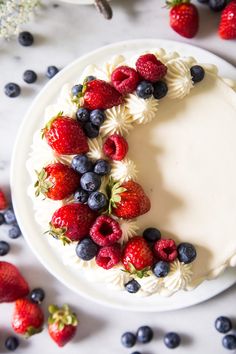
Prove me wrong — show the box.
[215,316,232,334]
[74,188,89,204]
[136,81,154,99]
[5,336,19,351]
[90,110,105,127]
[177,243,197,264]
[18,31,34,46]
[143,227,161,243]
[71,84,83,96]
[46,66,59,79]
[87,191,107,211]
[190,65,205,84]
[209,0,227,11]
[137,326,153,344]
[153,261,170,278]
[71,154,93,174]
[30,288,45,304]
[197,0,209,3]
[83,122,99,138]
[153,81,168,99]
[94,160,111,176]
[76,108,90,123]
[0,241,10,256]
[76,237,99,261]
[222,335,236,350]
[125,279,141,293]
[121,332,136,348]
[4,209,16,225]
[4,83,21,98]
[8,225,21,239]
[164,332,181,349]
[85,75,96,83]
[23,70,37,84]
[131,352,141,354]
[80,172,101,192]
[0,213,5,225]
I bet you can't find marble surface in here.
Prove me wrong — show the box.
[0,0,236,353]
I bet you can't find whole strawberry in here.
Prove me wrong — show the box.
[83,79,123,110]
[0,188,8,210]
[48,304,78,347]
[35,162,80,200]
[219,0,236,39]
[0,261,29,303]
[108,180,151,219]
[122,236,154,275]
[43,115,89,155]
[12,298,44,337]
[49,203,97,244]
[167,0,199,39]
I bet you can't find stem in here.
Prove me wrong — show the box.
[94,0,113,20]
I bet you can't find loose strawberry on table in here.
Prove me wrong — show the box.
[0,261,29,303]
[42,115,89,155]
[218,0,236,40]
[49,203,97,244]
[35,162,80,200]
[0,188,8,210]
[11,298,44,337]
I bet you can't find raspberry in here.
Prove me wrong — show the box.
[0,189,8,211]
[154,239,177,262]
[136,54,167,83]
[111,66,140,94]
[96,243,121,270]
[90,215,122,246]
[103,134,128,161]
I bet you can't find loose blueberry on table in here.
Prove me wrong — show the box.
[164,332,181,349]
[23,70,37,84]
[215,316,232,334]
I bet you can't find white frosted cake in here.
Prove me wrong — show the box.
[27,46,236,297]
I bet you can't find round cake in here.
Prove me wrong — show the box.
[26,45,236,298]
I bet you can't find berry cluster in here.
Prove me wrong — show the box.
[124,227,197,294]
[215,316,236,350]
[121,325,181,351]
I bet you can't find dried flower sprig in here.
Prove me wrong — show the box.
[0,0,41,39]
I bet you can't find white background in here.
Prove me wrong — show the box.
[0,0,236,353]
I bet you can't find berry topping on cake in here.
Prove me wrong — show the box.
[143,227,161,243]
[122,236,154,275]
[153,81,168,99]
[154,239,178,262]
[76,237,99,261]
[136,81,154,99]
[42,115,89,155]
[35,163,80,200]
[111,66,140,94]
[74,188,89,204]
[153,260,170,277]
[136,54,167,83]
[90,215,122,246]
[177,242,197,264]
[83,122,100,138]
[90,109,106,127]
[108,180,151,219]
[167,0,199,39]
[190,65,205,83]
[76,107,90,123]
[11,298,44,337]
[83,79,123,110]
[71,84,83,97]
[71,154,93,174]
[80,172,101,192]
[218,0,236,39]
[48,204,97,244]
[124,279,141,293]
[94,159,111,175]
[96,243,121,269]
[103,134,129,161]
[87,191,108,211]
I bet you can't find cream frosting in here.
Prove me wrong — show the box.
[126,94,159,125]
[87,136,105,161]
[62,243,97,269]
[163,260,193,294]
[118,219,139,244]
[100,105,133,137]
[111,158,138,182]
[165,58,194,99]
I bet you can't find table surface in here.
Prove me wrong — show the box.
[1,1,236,353]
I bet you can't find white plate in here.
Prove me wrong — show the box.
[11,39,236,312]
[59,0,110,5]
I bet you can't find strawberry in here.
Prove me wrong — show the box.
[48,203,97,244]
[103,134,128,161]
[219,0,236,39]
[167,0,199,39]
[108,179,151,219]
[83,79,123,110]
[0,188,8,210]
[48,304,78,347]
[136,54,167,83]
[42,115,89,155]
[0,261,29,303]
[111,66,140,94]
[12,298,44,337]
[35,162,80,200]
[122,236,154,275]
